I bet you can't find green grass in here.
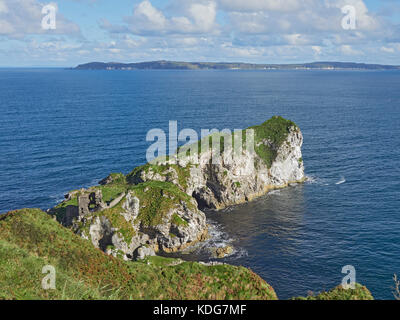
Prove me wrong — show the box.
[128,181,195,228]
[171,213,189,227]
[249,116,298,168]
[250,116,297,146]
[127,163,192,191]
[0,209,374,300]
[107,173,127,185]
[98,184,126,203]
[0,209,277,300]
[292,284,374,300]
[139,255,180,267]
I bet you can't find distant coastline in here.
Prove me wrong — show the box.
[74,60,400,71]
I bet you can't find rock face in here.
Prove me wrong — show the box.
[51,116,305,261]
[127,116,305,210]
[53,182,208,261]
[135,245,156,260]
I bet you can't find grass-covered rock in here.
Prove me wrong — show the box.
[51,179,208,260]
[249,116,298,168]
[127,116,305,210]
[0,209,276,300]
[293,284,374,300]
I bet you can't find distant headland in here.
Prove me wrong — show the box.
[74,60,400,71]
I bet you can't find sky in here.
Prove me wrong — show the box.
[1,0,400,67]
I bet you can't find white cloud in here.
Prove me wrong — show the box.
[217,0,301,12]
[340,44,363,55]
[381,46,395,53]
[132,0,167,31]
[189,2,216,31]
[94,0,400,64]
[312,46,322,55]
[284,34,312,46]
[107,0,218,35]
[0,0,9,14]
[0,0,80,38]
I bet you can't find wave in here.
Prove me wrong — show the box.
[306,175,330,186]
[180,219,246,260]
[336,177,346,185]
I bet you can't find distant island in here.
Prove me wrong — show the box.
[74,60,400,71]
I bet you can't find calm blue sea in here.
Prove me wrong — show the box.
[0,68,399,299]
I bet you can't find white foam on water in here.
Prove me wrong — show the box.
[181,219,247,260]
[268,189,281,196]
[336,177,346,185]
[305,175,316,183]
[306,175,330,186]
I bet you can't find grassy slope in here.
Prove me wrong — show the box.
[0,209,277,300]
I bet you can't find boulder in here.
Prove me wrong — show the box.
[135,246,156,260]
[211,246,234,259]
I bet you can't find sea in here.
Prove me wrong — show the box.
[0,68,399,299]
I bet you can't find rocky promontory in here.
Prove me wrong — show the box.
[50,116,305,261]
[128,116,305,210]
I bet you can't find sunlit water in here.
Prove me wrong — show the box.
[0,69,399,299]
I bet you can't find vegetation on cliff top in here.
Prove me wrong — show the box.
[293,284,374,300]
[0,209,277,300]
[127,163,192,191]
[130,181,196,228]
[250,116,298,168]
[127,116,299,186]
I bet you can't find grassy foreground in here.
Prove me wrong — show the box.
[0,209,276,300]
[0,209,374,300]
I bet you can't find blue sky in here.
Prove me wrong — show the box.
[1,0,400,67]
